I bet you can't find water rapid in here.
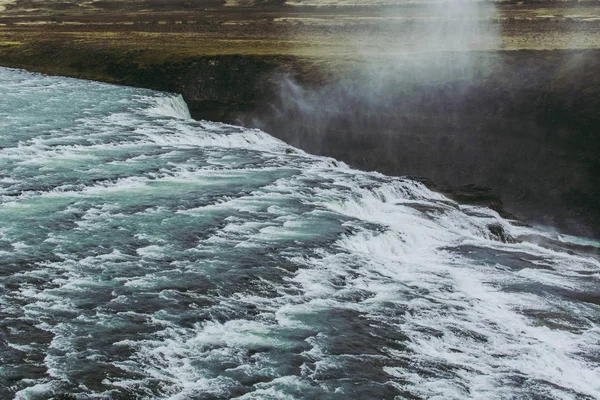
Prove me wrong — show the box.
[0,68,598,400]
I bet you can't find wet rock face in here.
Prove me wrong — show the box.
[99,55,283,123]
[440,185,505,216]
[487,224,516,244]
[54,394,77,400]
[101,55,281,123]
[177,56,281,122]
[63,51,280,124]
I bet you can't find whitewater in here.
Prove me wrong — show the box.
[0,67,598,399]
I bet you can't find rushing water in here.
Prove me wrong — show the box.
[0,67,599,400]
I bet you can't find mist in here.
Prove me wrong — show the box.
[250,0,499,154]
[243,0,600,237]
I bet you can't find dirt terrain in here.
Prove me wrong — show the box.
[2,0,600,59]
[1,0,600,237]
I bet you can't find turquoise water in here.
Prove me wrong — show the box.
[0,68,599,399]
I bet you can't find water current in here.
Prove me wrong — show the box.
[0,68,598,399]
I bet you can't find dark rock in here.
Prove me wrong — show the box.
[487,223,516,243]
[54,394,77,400]
[439,184,509,217]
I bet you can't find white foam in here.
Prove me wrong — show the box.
[139,123,290,153]
[144,94,192,120]
[14,382,58,400]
